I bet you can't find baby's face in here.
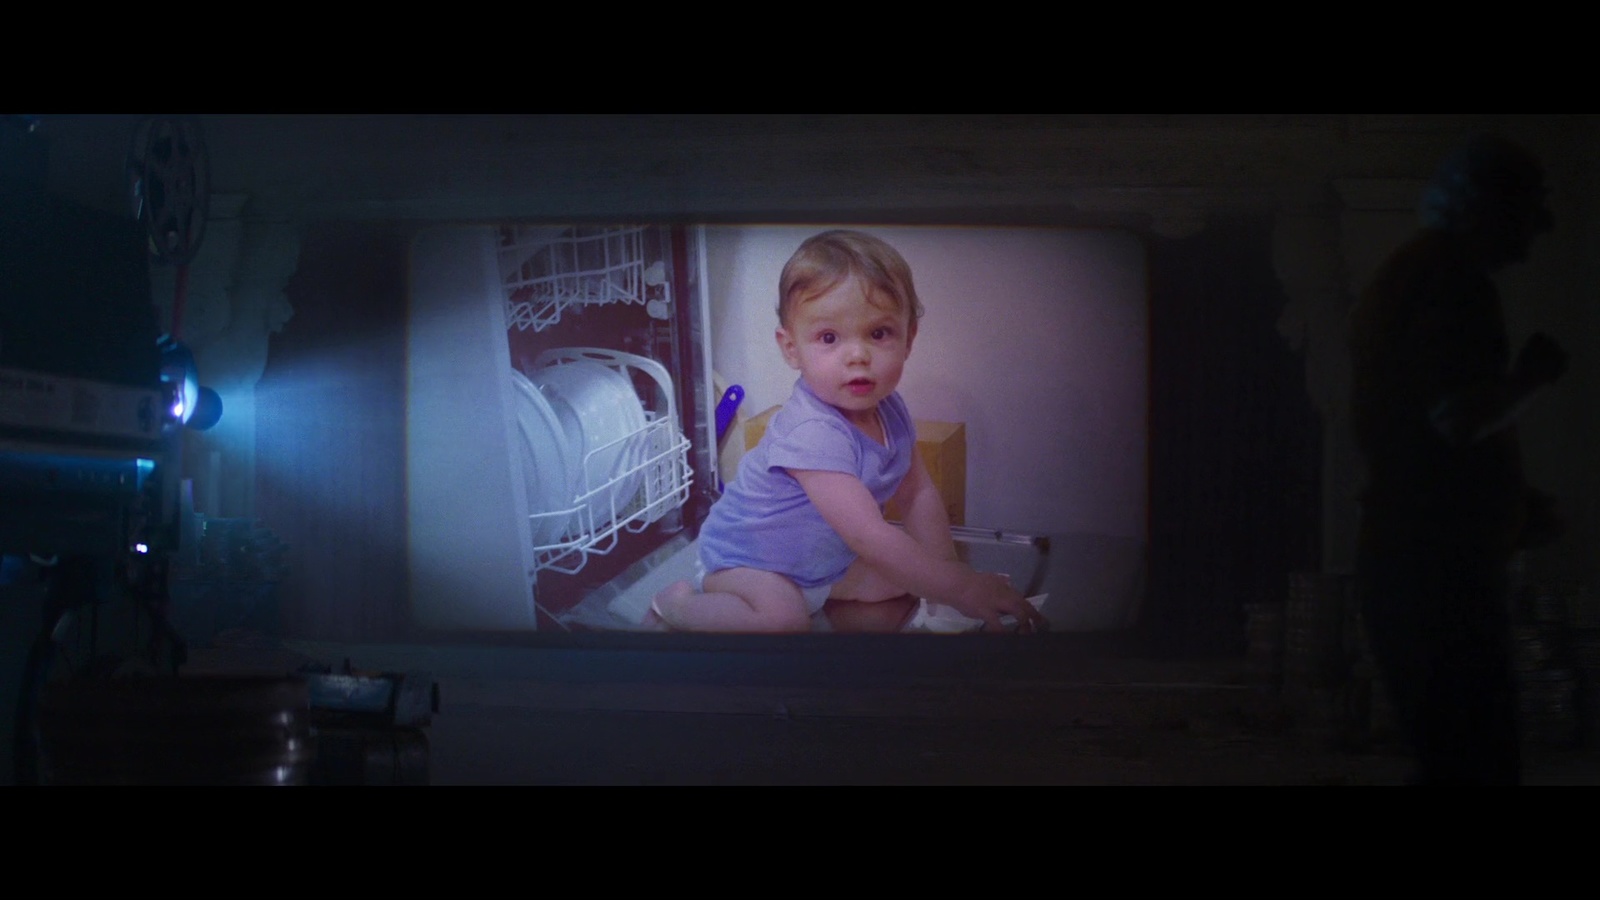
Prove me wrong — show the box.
[776,275,914,429]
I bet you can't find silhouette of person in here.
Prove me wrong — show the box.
[1348,132,1567,785]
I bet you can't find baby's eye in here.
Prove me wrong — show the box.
[819,332,836,344]
[871,327,892,341]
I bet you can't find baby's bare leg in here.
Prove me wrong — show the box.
[652,567,812,633]
[828,557,909,603]
[640,580,692,630]
[824,558,917,632]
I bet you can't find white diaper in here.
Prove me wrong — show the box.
[694,560,834,615]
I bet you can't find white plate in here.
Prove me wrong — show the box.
[509,369,573,546]
[530,360,647,535]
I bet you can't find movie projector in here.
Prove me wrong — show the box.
[0,114,262,785]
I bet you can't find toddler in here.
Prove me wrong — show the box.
[649,229,1048,633]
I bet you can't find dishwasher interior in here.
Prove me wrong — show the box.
[407,223,717,633]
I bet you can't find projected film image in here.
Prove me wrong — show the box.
[406,224,1149,635]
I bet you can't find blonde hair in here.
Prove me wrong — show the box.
[777,230,924,332]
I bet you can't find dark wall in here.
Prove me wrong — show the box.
[0,189,159,388]
[1143,215,1323,656]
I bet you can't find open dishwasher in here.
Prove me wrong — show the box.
[406,223,715,632]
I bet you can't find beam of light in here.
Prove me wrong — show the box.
[253,326,410,640]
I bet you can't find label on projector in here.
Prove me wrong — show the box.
[0,366,164,443]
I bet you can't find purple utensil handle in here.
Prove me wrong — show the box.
[715,385,744,446]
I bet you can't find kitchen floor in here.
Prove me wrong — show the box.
[212,630,1600,786]
[552,527,1105,633]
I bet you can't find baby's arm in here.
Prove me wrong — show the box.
[890,452,958,563]
[790,468,1046,632]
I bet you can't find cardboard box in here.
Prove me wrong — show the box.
[742,405,966,525]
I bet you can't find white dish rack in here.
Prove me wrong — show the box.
[527,347,692,576]
[497,225,671,333]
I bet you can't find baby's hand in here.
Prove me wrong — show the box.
[949,572,1049,634]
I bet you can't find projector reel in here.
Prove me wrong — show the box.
[128,115,210,266]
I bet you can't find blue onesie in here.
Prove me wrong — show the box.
[697,377,916,612]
